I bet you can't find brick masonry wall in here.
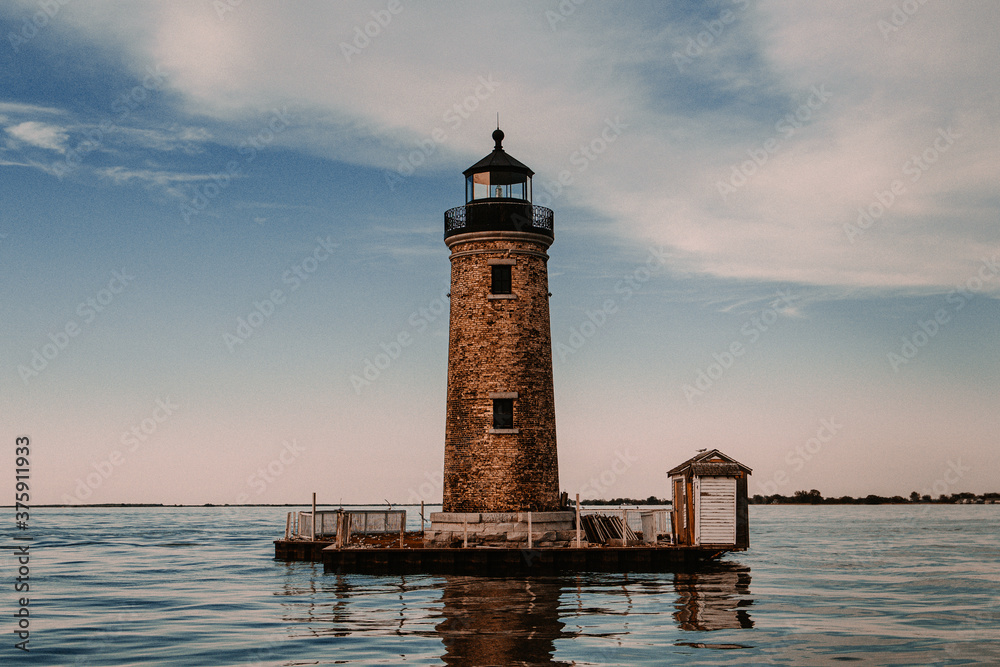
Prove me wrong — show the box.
[443,233,561,512]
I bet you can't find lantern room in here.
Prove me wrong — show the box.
[445,129,553,241]
[464,129,533,202]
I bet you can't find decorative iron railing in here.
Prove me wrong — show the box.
[532,205,554,232]
[444,205,466,234]
[444,202,554,239]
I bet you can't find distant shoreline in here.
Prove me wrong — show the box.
[9,494,1000,509]
[5,503,431,508]
[750,490,999,505]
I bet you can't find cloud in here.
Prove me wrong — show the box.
[96,166,244,199]
[5,121,70,152]
[112,125,211,153]
[0,101,66,116]
[25,0,1000,292]
[0,157,33,168]
[232,201,317,211]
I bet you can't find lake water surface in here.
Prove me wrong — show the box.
[14,505,1000,665]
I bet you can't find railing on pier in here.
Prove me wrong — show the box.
[285,509,406,542]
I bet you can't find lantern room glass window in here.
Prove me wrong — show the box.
[466,171,531,203]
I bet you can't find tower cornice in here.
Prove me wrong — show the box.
[445,230,553,251]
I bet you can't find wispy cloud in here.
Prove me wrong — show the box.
[0,156,71,177]
[96,166,245,199]
[231,201,317,211]
[5,121,70,152]
[112,126,212,153]
[0,101,66,116]
[10,1,1000,293]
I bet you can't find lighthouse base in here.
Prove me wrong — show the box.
[425,512,577,548]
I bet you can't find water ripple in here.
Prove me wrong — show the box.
[21,504,1000,665]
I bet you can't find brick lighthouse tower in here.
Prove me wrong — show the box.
[428,130,573,546]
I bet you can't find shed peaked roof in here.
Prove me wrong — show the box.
[667,449,752,476]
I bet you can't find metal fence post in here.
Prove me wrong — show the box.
[575,494,581,548]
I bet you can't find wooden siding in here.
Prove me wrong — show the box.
[696,476,736,545]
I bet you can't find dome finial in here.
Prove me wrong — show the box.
[492,115,504,150]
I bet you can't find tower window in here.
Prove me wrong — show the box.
[492,398,514,429]
[491,264,512,295]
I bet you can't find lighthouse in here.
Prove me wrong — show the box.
[426,129,574,546]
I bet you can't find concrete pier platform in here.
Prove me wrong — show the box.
[424,511,576,547]
[274,539,726,574]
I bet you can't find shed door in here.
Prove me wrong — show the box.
[672,477,686,544]
[697,476,736,545]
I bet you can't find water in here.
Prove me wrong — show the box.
[11,505,999,665]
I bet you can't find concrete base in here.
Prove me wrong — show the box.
[316,545,730,575]
[274,539,737,574]
[425,511,579,548]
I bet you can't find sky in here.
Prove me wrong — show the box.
[1,0,997,506]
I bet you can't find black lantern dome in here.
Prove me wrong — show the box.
[463,129,533,202]
[445,130,553,241]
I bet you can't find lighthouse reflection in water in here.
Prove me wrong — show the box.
[436,567,753,664]
[303,564,753,665]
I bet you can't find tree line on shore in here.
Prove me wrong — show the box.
[750,489,1000,505]
[582,496,668,505]
[581,490,1000,506]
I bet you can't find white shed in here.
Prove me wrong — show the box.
[667,450,751,549]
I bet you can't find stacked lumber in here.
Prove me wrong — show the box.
[581,514,638,544]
